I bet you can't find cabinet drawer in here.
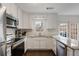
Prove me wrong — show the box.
[7,47,11,56]
[7,52,11,56]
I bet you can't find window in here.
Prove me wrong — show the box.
[59,23,77,39]
[59,23,68,37]
[35,21,43,31]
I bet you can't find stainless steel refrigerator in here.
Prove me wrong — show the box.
[0,6,6,56]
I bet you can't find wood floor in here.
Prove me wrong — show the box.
[23,49,56,56]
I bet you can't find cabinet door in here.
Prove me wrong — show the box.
[2,3,12,15]
[11,4,17,18]
[17,8,23,28]
[32,39,39,49]
[52,39,56,54]
[74,50,79,56]
[40,39,47,49]
[7,46,11,56]
[26,38,34,49]
[22,12,29,29]
[26,38,39,49]
[46,39,53,49]
[39,38,53,49]
[67,47,73,56]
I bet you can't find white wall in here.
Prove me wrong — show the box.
[58,15,79,24]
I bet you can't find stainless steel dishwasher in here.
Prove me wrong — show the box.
[56,41,67,56]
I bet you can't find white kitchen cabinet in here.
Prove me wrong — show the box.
[11,4,18,18]
[39,39,47,49]
[26,37,53,50]
[26,38,39,49]
[2,3,31,29]
[26,38,38,49]
[67,47,79,56]
[2,3,18,18]
[22,12,27,29]
[22,12,31,29]
[52,38,56,55]
[67,47,73,56]
[2,3,12,15]
[17,8,31,29]
[26,38,34,49]
[7,46,11,56]
[46,39,52,49]
[32,39,39,49]
[74,50,79,56]
[17,7,23,28]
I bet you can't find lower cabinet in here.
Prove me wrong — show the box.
[67,47,79,56]
[67,47,73,56]
[7,45,11,56]
[27,39,39,49]
[74,50,79,56]
[26,37,53,49]
[24,37,56,55]
[40,39,47,49]
[52,39,56,55]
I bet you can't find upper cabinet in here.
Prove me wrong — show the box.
[2,3,11,14]
[22,12,31,29]
[2,3,31,29]
[11,4,18,18]
[17,7,31,29]
[2,3,18,19]
[17,7,23,28]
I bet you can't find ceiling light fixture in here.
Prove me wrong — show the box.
[46,7,54,10]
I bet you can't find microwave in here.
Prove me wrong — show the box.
[6,14,18,27]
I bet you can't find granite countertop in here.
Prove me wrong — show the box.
[52,35,79,50]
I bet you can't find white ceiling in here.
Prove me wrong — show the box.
[15,3,79,15]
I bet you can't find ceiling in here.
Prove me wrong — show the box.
[15,3,79,15]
